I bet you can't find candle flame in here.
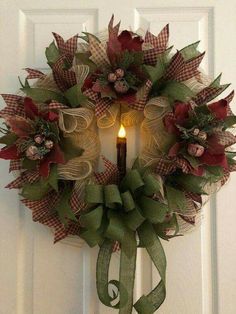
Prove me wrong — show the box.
[118,124,126,138]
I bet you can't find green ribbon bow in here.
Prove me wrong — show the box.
[80,169,168,313]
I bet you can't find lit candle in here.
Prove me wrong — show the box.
[117,124,127,180]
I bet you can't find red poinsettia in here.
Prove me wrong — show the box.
[107,30,143,63]
[0,97,65,177]
[163,99,230,171]
[164,102,191,135]
[208,99,228,120]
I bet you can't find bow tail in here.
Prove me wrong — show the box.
[134,221,166,313]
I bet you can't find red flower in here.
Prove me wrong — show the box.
[168,142,181,157]
[208,99,228,120]
[117,31,143,52]
[39,143,65,177]
[0,97,64,177]
[24,97,59,121]
[200,152,228,168]
[107,29,143,65]
[0,145,19,160]
[164,102,190,134]
[199,133,228,169]
[5,116,34,137]
[24,97,40,119]
[206,134,225,155]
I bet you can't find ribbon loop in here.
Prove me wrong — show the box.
[85,184,103,203]
[104,184,122,208]
[80,205,103,231]
[121,169,144,194]
[121,190,135,212]
[139,196,168,224]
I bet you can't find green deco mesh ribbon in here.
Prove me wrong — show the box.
[80,169,168,313]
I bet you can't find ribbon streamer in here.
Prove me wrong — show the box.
[80,169,168,313]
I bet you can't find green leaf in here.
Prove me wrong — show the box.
[119,51,135,69]
[132,51,144,65]
[79,32,100,43]
[64,84,88,107]
[49,122,60,142]
[223,116,236,128]
[161,81,195,103]
[60,136,84,161]
[54,185,77,225]
[21,180,50,200]
[45,41,60,66]
[22,158,38,170]
[205,74,231,103]
[166,185,187,212]
[21,165,58,200]
[145,64,163,83]
[18,77,30,89]
[125,71,141,88]
[0,133,18,146]
[180,41,201,61]
[181,152,200,169]
[210,74,223,88]
[47,164,58,192]
[194,104,211,115]
[227,152,236,165]
[75,52,97,72]
[21,87,67,104]
[173,174,208,194]
[204,165,224,182]
[144,53,168,83]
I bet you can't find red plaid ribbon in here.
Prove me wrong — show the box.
[24,68,45,80]
[22,190,59,222]
[52,55,76,92]
[164,52,205,82]
[174,53,205,82]
[53,33,78,56]
[130,80,152,111]
[6,170,39,189]
[47,100,68,110]
[84,89,114,117]
[222,163,236,187]
[193,87,222,105]
[83,88,100,102]
[225,91,235,115]
[0,94,24,117]
[155,156,193,176]
[95,98,113,117]
[95,156,119,185]
[164,52,185,80]
[213,131,236,148]
[9,160,21,172]
[144,24,169,65]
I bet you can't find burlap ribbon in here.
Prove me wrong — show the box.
[59,108,94,133]
[58,130,100,181]
[80,169,167,313]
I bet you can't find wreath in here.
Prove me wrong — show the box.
[1,15,236,313]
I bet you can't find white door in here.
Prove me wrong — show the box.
[0,1,236,313]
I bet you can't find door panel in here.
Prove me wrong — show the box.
[0,1,235,313]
